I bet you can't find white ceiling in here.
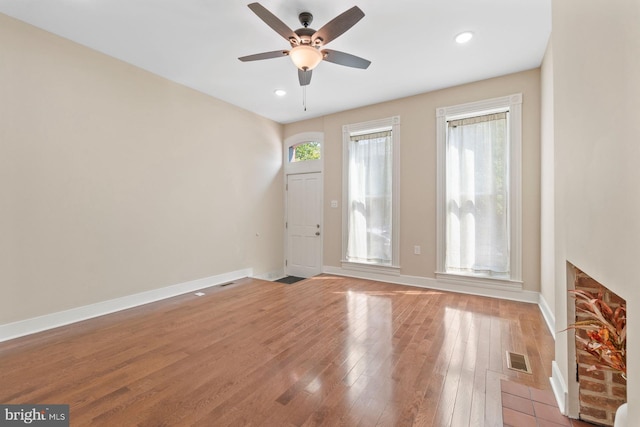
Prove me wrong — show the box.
[0,0,551,124]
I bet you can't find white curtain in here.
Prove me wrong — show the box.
[446,113,510,276]
[347,130,393,265]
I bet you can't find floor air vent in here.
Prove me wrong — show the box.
[506,351,532,374]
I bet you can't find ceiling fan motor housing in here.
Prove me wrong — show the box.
[293,27,317,46]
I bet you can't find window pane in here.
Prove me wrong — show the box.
[445,114,509,276]
[289,141,320,162]
[346,131,393,264]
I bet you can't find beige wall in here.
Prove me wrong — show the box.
[550,0,640,418]
[0,14,284,324]
[285,70,542,292]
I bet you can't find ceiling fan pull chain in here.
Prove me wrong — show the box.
[303,85,307,111]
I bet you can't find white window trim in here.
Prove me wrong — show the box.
[341,116,401,274]
[284,132,324,175]
[435,94,523,287]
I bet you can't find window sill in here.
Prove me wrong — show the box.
[435,271,523,290]
[342,261,400,276]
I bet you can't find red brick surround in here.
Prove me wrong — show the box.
[573,267,627,426]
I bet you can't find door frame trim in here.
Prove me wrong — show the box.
[284,132,324,277]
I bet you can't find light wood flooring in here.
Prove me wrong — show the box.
[0,275,555,426]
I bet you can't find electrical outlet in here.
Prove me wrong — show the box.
[414,245,421,255]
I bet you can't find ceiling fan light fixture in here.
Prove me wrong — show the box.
[289,45,323,71]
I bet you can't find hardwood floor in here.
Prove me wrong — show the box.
[0,275,555,426]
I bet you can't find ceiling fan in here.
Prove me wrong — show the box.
[238,3,371,87]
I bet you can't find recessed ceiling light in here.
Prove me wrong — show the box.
[455,31,474,44]
[274,89,287,97]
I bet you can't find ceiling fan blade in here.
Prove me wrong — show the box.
[298,69,312,86]
[322,49,371,69]
[248,3,299,43]
[312,6,364,45]
[238,50,289,62]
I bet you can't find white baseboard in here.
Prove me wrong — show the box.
[322,266,539,304]
[550,360,568,415]
[251,268,286,281]
[0,268,253,343]
[538,293,556,339]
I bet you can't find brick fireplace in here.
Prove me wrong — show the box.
[572,266,627,426]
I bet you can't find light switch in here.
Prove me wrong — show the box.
[330,200,338,208]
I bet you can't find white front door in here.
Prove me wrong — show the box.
[286,173,322,278]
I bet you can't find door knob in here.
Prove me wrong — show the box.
[315,232,320,236]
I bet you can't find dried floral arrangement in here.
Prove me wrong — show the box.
[566,289,626,379]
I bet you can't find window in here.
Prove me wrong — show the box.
[284,132,323,175]
[436,95,522,285]
[342,116,400,272]
[289,141,321,162]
